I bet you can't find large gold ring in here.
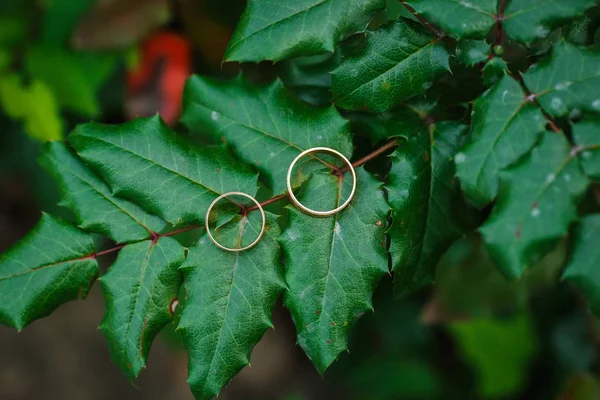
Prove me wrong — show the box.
[205,192,266,252]
[286,147,357,217]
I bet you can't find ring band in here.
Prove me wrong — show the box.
[205,192,266,252]
[286,147,357,217]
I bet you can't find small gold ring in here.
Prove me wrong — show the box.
[205,192,266,252]
[286,147,357,217]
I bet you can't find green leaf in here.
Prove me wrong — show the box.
[224,0,386,62]
[503,0,598,44]
[69,116,258,226]
[25,46,117,117]
[280,168,389,373]
[349,101,430,144]
[456,39,490,66]
[181,75,352,195]
[523,41,600,118]
[0,213,98,330]
[39,141,167,243]
[279,51,341,107]
[331,19,450,112]
[455,76,546,208]
[0,74,63,141]
[479,133,589,279]
[179,216,285,399]
[100,237,185,380]
[449,314,538,397]
[482,56,508,86]
[562,215,600,316]
[388,122,474,297]
[573,119,600,180]
[403,0,496,39]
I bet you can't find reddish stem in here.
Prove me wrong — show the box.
[340,139,399,173]
[93,245,125,258]
[160,225,201,237]
[93,138,403,257]
[244,193,289,213]
[398,0,444,38]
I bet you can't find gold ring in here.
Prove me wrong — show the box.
[205,192,266,252]
[286,147,357,217]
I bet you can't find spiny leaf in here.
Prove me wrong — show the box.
[224,0,386,62]
[39,141,166,243]
[179,215,285,400]
[456,39,490,66]
[562,215,600,316]
[503,0,598,44]
[99,236,185,380]
[279,51,341,107]
[0,213,98,330]
[388,121,475,297]
[349,101,430,144]
[573,119,600,180]
[523,41,600,118]
[69,115,258,226]
[280,168,389,373]
[480,133,590,279]
[455,76,546,208]
[402,0,496,39]
[482,56,508,86]
[181,75,352,195]
[331,19,450,112]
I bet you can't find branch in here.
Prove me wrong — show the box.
[398,0,445,38]
[495,0,507,46]
[339,139,399,174]
[516,75,563,133]
[93,138,402,257]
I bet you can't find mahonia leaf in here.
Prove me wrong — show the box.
[565,8,600,45]
[0,213,98,330]
[523,41,600,118]
[279,51,341,107]
[455,76,546,208]
[39,141,166,243]
[388,122,475,297]
[280,168,389,373]
[100,237,185,380]
[179,215,285,400]
[456,39,490,66]
[404,0,597,43]
[503,0,598,44]
[562,215,600,316]
[331,19,450,112]
[573,119,600,179]
[69,115,258,226]
[181,75,352,195]
[482,57,508,86]
[402,0,496,39]
[480,133,591,279]
[224,0,386,62]
[349,101,431,144]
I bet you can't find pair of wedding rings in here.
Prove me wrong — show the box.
[205,147,357,252]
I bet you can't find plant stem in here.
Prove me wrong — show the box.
[93,138,402,258]
[398,0,444,38]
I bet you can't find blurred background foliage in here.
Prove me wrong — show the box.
[1,0,600,399]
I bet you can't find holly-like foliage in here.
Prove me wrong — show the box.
[2,1,600,399]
